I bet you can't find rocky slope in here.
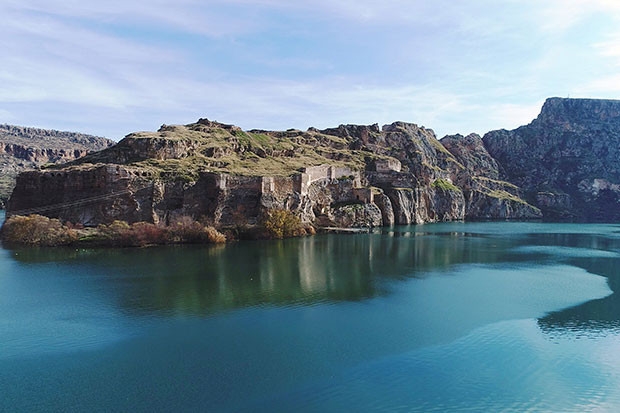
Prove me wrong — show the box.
[6,118,539,228]
[484,97,620,221]
[441,133,540,220]
[0,125,114,208]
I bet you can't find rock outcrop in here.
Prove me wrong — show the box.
[7,118,536,228]
[0,124,114,208]
[441,133,541,220]
[484,98,620,221]
[15,97,620,227]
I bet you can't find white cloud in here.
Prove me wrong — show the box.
[537,0,620,31]
[5,0,261,37]
[0,0,618,140]
[593,31,620,68]
[576,74,620,95]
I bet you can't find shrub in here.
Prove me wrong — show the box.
[1,214,227,248]
[131,221,167,246]
[262,209,304,239]
[203,226,227,243]
[168,216,206,243]
[1,214,78,246]
[168,215,226,244]
[97,220,134,246]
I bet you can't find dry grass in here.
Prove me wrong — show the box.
[68,122,381,180]
[1,214,226,247]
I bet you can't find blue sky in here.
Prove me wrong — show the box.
[2,0,620,140]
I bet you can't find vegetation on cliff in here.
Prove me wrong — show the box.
[62,120,383,178]
[431,178,461,192]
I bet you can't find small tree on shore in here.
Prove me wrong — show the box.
[262,209,304,239]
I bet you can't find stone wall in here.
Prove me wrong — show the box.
[375,158,402,173]
[298,165,361,195]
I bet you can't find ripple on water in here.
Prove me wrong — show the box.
[512,245,620,259]
[247,319,620,412]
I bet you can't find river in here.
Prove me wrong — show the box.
[2,210,620,411]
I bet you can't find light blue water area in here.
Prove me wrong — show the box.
[2,220,620,411]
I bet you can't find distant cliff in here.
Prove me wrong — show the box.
[0,125,114,208]
[484,97,620,221]
[5,118,539,229]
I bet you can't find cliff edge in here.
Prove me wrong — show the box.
[5,118,539,229]
[484,97,620,221]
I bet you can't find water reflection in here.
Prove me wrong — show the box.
[538,257,620,337]
[7,223,620,333]
[512,231,620,337]
[8,229,510,317]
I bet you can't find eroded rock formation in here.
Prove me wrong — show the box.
[7,118,537,228]
[14,97,620,228]
[0,124,114,208]
[484,97,620,221]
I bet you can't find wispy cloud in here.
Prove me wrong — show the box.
[537,0,620,31]
[576,74,620,96]
[5,0,260,37]
[1,0,620,139]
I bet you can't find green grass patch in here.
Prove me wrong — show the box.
[485,189,529,205]
[432,178,461,192]
[473,176,519,189]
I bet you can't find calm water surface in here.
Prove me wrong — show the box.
[2,210,620,411]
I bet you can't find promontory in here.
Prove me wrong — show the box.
[3,97,620,244]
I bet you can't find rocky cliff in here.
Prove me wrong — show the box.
[441,133,541,220]
[6,118,538,228]
[0,124,114,208]
[13,97,618,228]
[484,97,620,221]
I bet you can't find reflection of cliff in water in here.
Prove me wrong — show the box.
[538,257,620,337]
[115,231,509,316]
[9,228,510,316]
[8,224,620,322]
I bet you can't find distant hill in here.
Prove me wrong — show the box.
[0,124,114,208]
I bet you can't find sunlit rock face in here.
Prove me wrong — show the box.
[484,97,620,221]
[6,111,558,227]
[441,133,541,220]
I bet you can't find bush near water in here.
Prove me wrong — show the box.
[0,214,227,247]
[0,209,316,247]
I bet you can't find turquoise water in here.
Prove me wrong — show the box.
[2,211,620,411]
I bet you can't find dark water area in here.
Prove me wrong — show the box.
[3,210,620,411]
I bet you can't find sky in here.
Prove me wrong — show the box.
[2,0,620,140]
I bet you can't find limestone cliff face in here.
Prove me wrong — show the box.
[7,119,486,228]
[483,98,620,221]
[8,98,619,226]
[0,124,114,208]
[322,122,468,224]
[441,133,541,220]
